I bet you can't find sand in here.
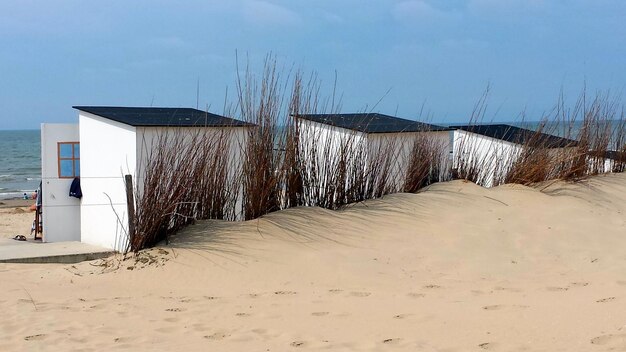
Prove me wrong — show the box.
[1,173,626,351]
[0,199,35,240]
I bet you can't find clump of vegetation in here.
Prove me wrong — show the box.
[127,60,626,252]
[130,128,237,252]
[453,90,626,188]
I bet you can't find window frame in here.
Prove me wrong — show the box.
[57,141,80,179]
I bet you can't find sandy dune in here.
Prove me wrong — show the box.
[1,173,626,351]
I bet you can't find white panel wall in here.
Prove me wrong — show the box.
[135,126,249,220]
[296,119,367,204]
[79,112,137,251]
[296,119,453,196]
[367,130,452,190]
[452,130,521,187]
[40,124,81,242]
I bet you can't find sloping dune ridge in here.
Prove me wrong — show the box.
[1,173,626,351]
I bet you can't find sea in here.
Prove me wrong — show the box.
[0,130,41,200]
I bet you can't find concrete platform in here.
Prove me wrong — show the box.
[0,238,114,264]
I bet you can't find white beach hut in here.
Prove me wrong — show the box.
[589,150,626,173]
[293,113,452,196]
[40,107,252,251]
[450,124,578,187]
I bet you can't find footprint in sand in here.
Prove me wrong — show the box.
[350,292,371,297]
[24,334,46,341]
[423,284,441,289]
[113,337,132,343]
[235,312,251,317]
[479,342,493,349]
[570,282,589,287]
[328,289,343,294]
[483,305,504,311]
[204,332,230,340]
[165,308,185,312]
[311,312,329,316]
[596,297,616,303]
[382,338,401,344]
[274,291,297,295]
[290,341,305,347]
[590,333,626,346]
[546,286,569,292]
[493,287,522,293]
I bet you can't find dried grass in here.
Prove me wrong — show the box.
[128,66,626,252]
[454,90,626,188]
[130,128,238,252]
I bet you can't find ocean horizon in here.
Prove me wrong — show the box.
[0,129,41,199]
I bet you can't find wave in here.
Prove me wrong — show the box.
[0,191,26,200]
[0,175,40,181]
[16,168,41,173]
[0,190,37,200]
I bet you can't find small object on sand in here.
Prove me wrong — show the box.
[13,235,27,241]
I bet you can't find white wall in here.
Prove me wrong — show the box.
[367,130,451,190]
[40,124,81,242]
[588,155,619,174]
[295,118,367,204]
[79,112,137,251]
[452,130,522,187]
[135,126,249,220]
[296,118,452,198]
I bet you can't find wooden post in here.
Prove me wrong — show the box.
[124,175,136,240]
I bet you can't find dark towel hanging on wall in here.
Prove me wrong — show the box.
[69,177,82,199]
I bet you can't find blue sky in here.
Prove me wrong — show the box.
[1,0,625,129]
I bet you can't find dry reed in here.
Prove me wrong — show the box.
[128,64,626,252]
[130,128,238,252]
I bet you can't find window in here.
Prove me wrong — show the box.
[58,142,80,178]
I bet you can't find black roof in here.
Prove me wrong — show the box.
[600,150,626,160]
[293,113,451,133]
[453,124,578,148]
[73,106,253,127]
